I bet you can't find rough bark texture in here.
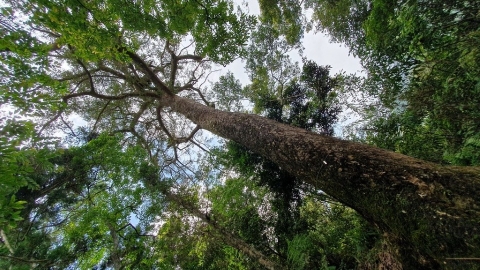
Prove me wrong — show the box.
[164,96,480,269]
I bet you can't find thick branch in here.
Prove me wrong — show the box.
[165,41,203,89]
[175,125,201,144]
[176,54,203,61]
[76,59,96,93]
[107,223,122,270]
[165,41,177,88]
[123,50,173,96]
[62,90,160,102]
[156,105,174,140]
[175,83,194,93]
[129,101,151,130]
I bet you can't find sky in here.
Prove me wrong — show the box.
[217,0,364,86]
[210,1,365,137]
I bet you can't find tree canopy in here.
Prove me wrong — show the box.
[1,0,480,269]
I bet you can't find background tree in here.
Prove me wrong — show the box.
[304,0,480,165]
[0,133,166,269]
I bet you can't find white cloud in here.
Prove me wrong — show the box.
[301,32,363,75]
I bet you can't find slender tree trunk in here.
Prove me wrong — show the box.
[163,95,480,269]
[107,223,123,270]
[163,191,284,270]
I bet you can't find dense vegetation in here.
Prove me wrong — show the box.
[1,0,479,269]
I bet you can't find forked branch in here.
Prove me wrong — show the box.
[124,50,173,96]
[166,40,203,89]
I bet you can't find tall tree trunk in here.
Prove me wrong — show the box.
[163,95,480,269]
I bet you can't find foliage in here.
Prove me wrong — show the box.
[210,71,245,112]
[0,1,261,267]
[257,0,304,45]
[0,119,40,229]
[306,0,480,165]
[301,196,380,269]
[209,56,384,269]
[366,112,448,163]
[1,0,479,268]
[3,0,255,65]
[0,133,162,269]
[305,0,369,54]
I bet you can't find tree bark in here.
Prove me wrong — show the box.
[107,223,123,270]
[163,95,480,269]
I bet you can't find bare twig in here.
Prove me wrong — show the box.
[191,139,210,154]
[60,114,76,137]
[38,109,64,136]
[90,100,111,133]
[116,223,155,237]
[0,255,48,264]
[57,70,97,81]
[98,62,127,80]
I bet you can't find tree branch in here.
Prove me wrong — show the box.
[165,40,177,88]
[117,223,155,237]
[163,190,284,270]
[60,114,76,137]
[0,255,48,264]
[191,139,211,154]
[176,54,204,61]
[98,62,127,80]
[156,105,174,140]
[57,70,98,81]
[62,90,160,102]
[76,59,96,93]
[175,125,201,144]
[38,109,64,136]
[0,230,13,254]
[192,87,211,106]
[123,49,173,96]
[91,100,111,133]
[175,83,194,93]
